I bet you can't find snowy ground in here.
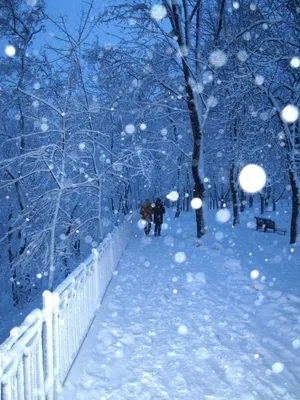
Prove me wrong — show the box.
[61,207,300,400]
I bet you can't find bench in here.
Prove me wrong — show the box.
[254,217,286,235]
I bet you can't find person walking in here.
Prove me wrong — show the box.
[153,198,165,236]
[140,199,153,236]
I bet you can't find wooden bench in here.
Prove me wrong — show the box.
[254,217,286,235]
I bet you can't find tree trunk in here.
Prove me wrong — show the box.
[185,84,205,236]
[230,165,239,226]
[249,195,254,208]
[272,199,276,211]
[169,1,205,237]
[240,190,246,212]
[259,193,265,215]
[289,169,299,244]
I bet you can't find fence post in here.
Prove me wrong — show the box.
[92,249,99,305]
[42,290,54,400]
[52,292,60,395]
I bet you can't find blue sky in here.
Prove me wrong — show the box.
[1,0,117,56]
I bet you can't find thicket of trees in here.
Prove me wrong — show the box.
[0,0,299,308]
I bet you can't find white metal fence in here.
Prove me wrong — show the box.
[0,214,134,400]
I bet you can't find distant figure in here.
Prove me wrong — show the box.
[140,199,153,236]
[153,198,165,236]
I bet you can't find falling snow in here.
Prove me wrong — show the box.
[125,124,136,134]
[238,164,266,194]
[5,45,16,57]
[281,105,299,124]
[290,57,300,68]
[209,50,228,68]
[191,197,202,209]
[216,208,231,223]
[174,252,186,263]
[167,191,179,202]
[150,5,167,21]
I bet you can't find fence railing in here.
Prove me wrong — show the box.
[0,213,134,400]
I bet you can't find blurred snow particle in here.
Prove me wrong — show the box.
[161,128,168,136]
[250,270,259,279]
[281,105,299,124]
[254,353,260,359]
[131,78,140,88]
[191,197,202,209]
[233,2,240,10]
[207,96,218,108]
[85,235,93,244]
[79,143,86,150]
[192,82,204,93]
[216,208,231,223]
[238,164,266,193]
[112,162,123,172]
[41,123,49,132]
[128,18,136,26]
[5,45,16,57]
[178,45,188,57]
[272,362,284,374]
[36,273,43,279]
[150,5,167,21]
[186,272,193,283]
[174,252,186,263]
[292,339,300,349]
[178,325,188,335]
[250,3,257,11]
[137,219,147,229]
[115,349,124,358]
[237,50,248,62]
[224,259,241,271]
[26,0,37,6]
[290,57,300,68]
[247,221,256,229]
[33,82,41,90]
[209,50,228,68]
[215,231,224,241]
[125,124,135,134]
[243,32,251,41]
[167,191,179,202]
[33,100,39,107]
[255,75,264,85]
[195,272,206,284]
[140,123,147,130]
[203,71,214,84]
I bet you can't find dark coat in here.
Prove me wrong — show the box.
[153,203,165,224]
[140,202,153,222]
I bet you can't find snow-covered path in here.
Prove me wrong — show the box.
[61,211,300,400]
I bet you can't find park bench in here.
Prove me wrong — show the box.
[254,217,286,235]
